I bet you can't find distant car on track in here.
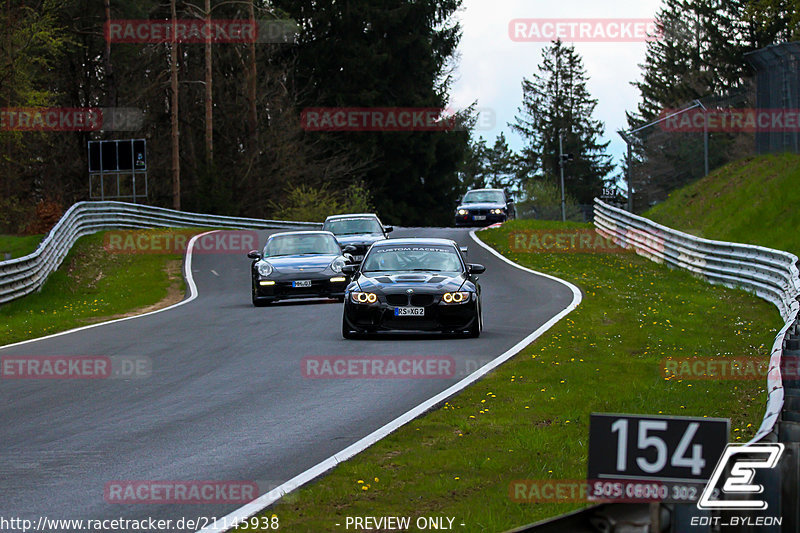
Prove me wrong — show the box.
[454,188,515,227]
[248,231,350,306]
[341,238,485,338]
[322,213,393,264]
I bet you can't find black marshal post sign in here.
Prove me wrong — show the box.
[587,413,729,503]
[88,139,147,201]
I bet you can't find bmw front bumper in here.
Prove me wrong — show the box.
[343,295,478,332]
[454,213,507,227]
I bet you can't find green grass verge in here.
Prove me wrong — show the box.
[0,234,44,259]
[645,153,800,256]
[1,230,191,346]
[248,219,781,532]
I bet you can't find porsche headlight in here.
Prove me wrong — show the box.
[330,257,346,273]
[351,292,378,304]
[442,291,471,304]
[457,209,468,215]
[256,261,273,277]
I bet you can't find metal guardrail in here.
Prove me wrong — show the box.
[593,198,800,531]
[594,199,800,443]
[0,201,321,305]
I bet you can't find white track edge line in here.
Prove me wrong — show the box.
[0,231,219,352]
[197,228,583,533]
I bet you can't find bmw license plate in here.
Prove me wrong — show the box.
[395,307,424,317]
[473,215,486,221]
[292,280,312,288]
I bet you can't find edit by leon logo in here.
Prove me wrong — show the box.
[697,443,784,510]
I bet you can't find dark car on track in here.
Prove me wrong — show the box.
[322,213,393,264]
[341,238,485,338]
[454,188,516,227]
[248,231,350,306]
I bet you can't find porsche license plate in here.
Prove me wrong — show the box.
[473,215,486,221]
[395,307,424,316]
[352,255,364,261]
[292,280,312,288]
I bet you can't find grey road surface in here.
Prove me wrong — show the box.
[0,227,575,531]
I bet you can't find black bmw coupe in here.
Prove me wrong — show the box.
[322,213,393,264]
[454,188,515,227]
[341,238,485,338]
[248,231,350,306]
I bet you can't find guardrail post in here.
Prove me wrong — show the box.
[778,442,799,532]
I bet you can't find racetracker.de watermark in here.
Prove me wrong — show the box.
[105,19,298,44]
[1,107,143,132]
[509,229,630,254]
[660,108,800,132]
[1,355,151,379]
[508,18,660,42]
[662,356,799,380]
[301,108,460,132]
[509,479,594,503]
[302,356,456,379]
[104,480,258,504]
[103,230,258,255]
[510,479,705,504]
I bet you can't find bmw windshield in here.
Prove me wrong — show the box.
[323,218,383,236]
[462,191,504,204]
[361,245,463,275]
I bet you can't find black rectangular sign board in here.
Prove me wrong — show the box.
[88,139,146,173]
[587,413,729,503]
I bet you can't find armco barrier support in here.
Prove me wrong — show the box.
[0,201,320,305]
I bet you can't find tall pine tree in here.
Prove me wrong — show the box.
[511,40,613,204]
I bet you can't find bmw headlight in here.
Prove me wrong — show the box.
[457,209,468,215]
[257,261,273,277]
[490,208,505,215]
[330,257,346,273]
[351,292,378,304]
[442,291,471,304]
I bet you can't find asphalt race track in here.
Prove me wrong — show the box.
[0,227,575,530]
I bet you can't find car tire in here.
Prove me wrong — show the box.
[466,300,482,338]
[342,314,358,339]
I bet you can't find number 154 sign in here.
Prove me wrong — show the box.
[588,413,730,483]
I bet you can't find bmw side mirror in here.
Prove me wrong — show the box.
[384,226,394,233]
[468,263,485,275]
[342,264,358,275]
[343,245,357,253]
[247,250,262,260]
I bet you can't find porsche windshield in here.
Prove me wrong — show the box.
[462,190,504,204]
[362,245,463,274]
[263,234,341,257]
[323,217,383,236]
